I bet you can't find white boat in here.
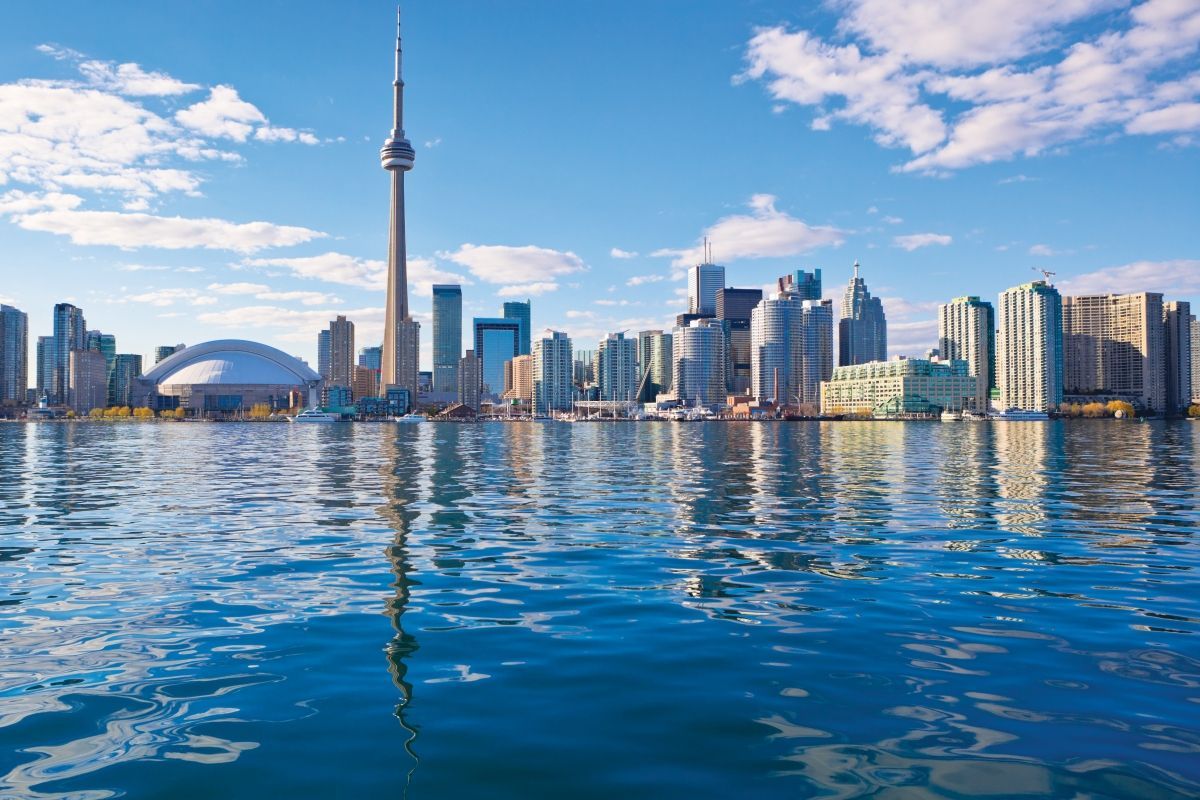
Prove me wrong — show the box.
[961,410,988,421]
[994,408,1050,421]
[292,409,341,423]
[940,410,962,421]
[394,413,426,424]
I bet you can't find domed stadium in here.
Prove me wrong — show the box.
[135,339,320,415]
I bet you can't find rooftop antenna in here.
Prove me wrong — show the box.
[853,259,860,280]
[1031,266,1056,284]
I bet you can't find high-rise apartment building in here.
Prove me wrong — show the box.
[36,336,54,400]
[432,284,462,392]
[716,287,763,393]
[635,330,674,401]
[750,293,832,407]
[473,317,522,399]
[322,315,355,390]
[532,331,573,413]
[687,262,725,316]
[1062,292,1165,412]
[52,303,86,404]
[0,305,28,406]
[502,300,531,356]
[109,354,143,408]
[352,365,377,402]
[69,349,108,413]
[86,331,117,371]
[154,344,185,364]
[502,354,533,402]
[938,296,995,411]
[998,281,1063,412]
[1191,316,1200,404]
[673,318,727,409]
[596,332,638,402]
[1163,301,1192,416]
[777,268,822,300]
[838,262,887,366]
[317,330,331,381]
[458,349,481,410]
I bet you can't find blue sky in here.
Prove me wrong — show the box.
[2,0,1198,375]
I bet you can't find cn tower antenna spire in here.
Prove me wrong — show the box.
[393,7,404,133]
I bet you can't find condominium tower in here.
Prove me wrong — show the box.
[998,281,1063,412]
[0,305,28,406]
[324,315,355,390]
[1163,301,1192,415]
[1062,292,1164,412]
[938,296,995,410]
[673,318,726,409]
[432,284,462,392]
[596,332,638,402]
[750,293,832,407]
[532,331,573,413]
[838,261,887,366]
[52,302,86,404]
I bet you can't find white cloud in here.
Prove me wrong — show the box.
[882,215,903,225]
[127,288,216,307]
[424,137,442,148]
[1056,259,1200,296]
[882,297,940,321]
[78,60,200,96]
[197,305,386,347]
[653,194,844,268]
[0,190,82,214]
[626,274,665,286]
[1028,243,1056,256]
[440,244,586,286]
[10,208,325,252]
[743,0,1200,173]
[208,281,340,305]
[893,232,952,250]
[888,319,939,358]
[497,282,559,297]
[238,251,467,297]
[175,85,265,141]
[610,247,638,259]
[207,281,270,295]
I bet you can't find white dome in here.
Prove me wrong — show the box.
[144,340,319,386]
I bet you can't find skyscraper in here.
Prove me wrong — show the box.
[0,305,28,406]
[532,331,573,413]
[1062,292,1164,412]
[998,281,1063,412]
[432,284,462,392]
[716,287,762,393]
[750,293,832,407]
[502,300,531,356]
[939,296,995,411]
[154,344,185,364]
[777,268,822,300]
[36,336,53,400]
[596,332,638,402]
[1164,301,1192,416]
[1191,316,1200,404]
[838,262,887,366]
[502,355,533,402]
[458,349,481,410]
[69,350,108,414]
[52,302,86,404]
[687,262,725,316]
[109,354,143,408]
[324,315,355,389]
[317,330,331,381]
[380,9,420,398]
[673,318,726,409]
[473,317,522,398]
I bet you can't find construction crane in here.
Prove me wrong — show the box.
[1031,267,1056,284]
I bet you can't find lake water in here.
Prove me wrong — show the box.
[1,420,1198,799]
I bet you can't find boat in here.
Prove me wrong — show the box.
[394,413,426,423]
[993,408,1050,421]
[961,410,988,421]
[940,410,962,421]
[292,409,341,423]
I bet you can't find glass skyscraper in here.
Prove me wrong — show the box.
[0,305,28,406]
[52,302,86,404]
[433,284,462,392]
[838,262,887,366]
[777,268,822,300]
[473,318,522,399]
[502,300,531,356]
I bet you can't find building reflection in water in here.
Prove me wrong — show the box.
[994,421,1052,537]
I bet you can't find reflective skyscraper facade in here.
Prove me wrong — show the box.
[432,284,462,392]
[687,262,725,316]
[52,302,86,404]
[502,300,531,356]
[473,317,522,398]
[0,305,28,406]
[838,262,886,366]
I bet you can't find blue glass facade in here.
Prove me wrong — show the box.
[432,285,462,392]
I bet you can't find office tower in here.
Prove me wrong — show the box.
[939,296,995,411]
[777,268,822,300]
[473,317,522,398]
[998,281,1063,412]
[1062,292,1165,412]
[109,354,143,407]
[458,349,481,410]
[69,350,108,413]
[52,302,86,404]
[687,262,725,316]
[502,355,533,402]
[317,330,331,381]
[359,346,383,371]
[533,331,573,413]
[596,332,638,402]
[751,293,832,407]
[86,331,117,371]
[0,305,28,406]
[1164,301,1192,416]
[432,284,462,392]
[154,344,185,364]
[1192,316,1200,404]
[716,287,763,393]
[673,318,726,408]
[821,358,977,416]
[838,261,887,366]
[36,336,53,400]
[379,9,420,397]
[322,315,355,390]
[574,349,596,386]
[502,300,531,356]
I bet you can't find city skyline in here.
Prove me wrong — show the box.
[1,2,1198,374]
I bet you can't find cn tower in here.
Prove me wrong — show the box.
[380,7,420,397]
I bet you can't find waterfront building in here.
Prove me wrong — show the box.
[820,358,977,417]
[136,340,320,414]
[673,318,726,409]
[1062,292,1164,412]
[938,296,995,410]
[458,349,482,410]
[687,261,725,316]
[86,331,117,372]
[432,284,462,392]
[596,332,639,402]
[109,354,143,408]
[52,302,87,404]
[998,281,1063,412]
[635,330,673,401]
[532,331,573,413]
[838,261,887,366]
[352,365,378,402]
[154,344,186,364]
[717,287,763,393]
[69,350,108,414]
[0,305,28,406]
[503,300,532,356]
[379,10,420,399]
[473,317,522,398]
[1164,301,1192,415]
[750,293,832,407]
[1192,316,1200,403]
[321,315,355,391]
[574,349,596,387]
[317,330,331,382]
[502,354,534,402]
[777,268,822,300]
[36,336,54,400]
